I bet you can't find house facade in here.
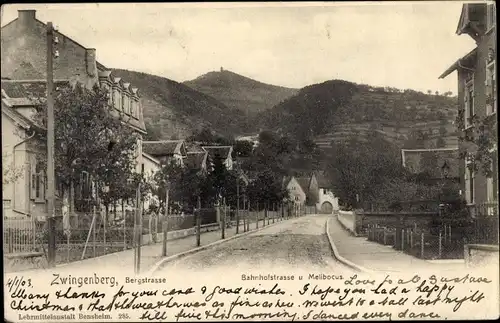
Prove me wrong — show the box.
[284,177,308,205]
[142,140,187,167]
[1,9,147,219]
[439,3,497,212]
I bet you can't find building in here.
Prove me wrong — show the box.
[141,152,161,212]
[315,176,340,214]
[202,146,234,171]
[1,10,147,219]
[283,176,308,205]
[439,3,497,211]
[282,174,319,207]
[401,148,460,184]
[142,140,187,167]
[184,151,209,175]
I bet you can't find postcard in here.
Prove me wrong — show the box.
[2,1,499,321]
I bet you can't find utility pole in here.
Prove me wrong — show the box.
[196,196,201,247]
[134,183,142,274]
[162,183,169,257]
[236,178,240,234]
[46,22,56,268]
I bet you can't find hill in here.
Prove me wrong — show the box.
[259,80,458,150]
[111,69,251,140]
[183,69,298,116]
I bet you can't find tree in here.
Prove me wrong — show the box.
[234,140,253,158]
[33,83,139,217]
[2,152,24,185]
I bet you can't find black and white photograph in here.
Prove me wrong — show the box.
[2,1,498,321]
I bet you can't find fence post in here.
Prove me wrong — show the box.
[196,196,201,247]
[93,205,96,258]
[410,229,413,248]
[221,202,226,240]
[402,229,406,251]
[420,232,424,258]
[122,203,126,251]
[439,231,442,259]
[383,228,387,245]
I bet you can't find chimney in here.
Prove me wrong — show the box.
[85,48,97,77]
[18,10,36,28]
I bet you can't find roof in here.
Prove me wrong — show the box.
[1,79,69,105]
[142,152,161,165]
[185,152,207,170]
[2,98,45,132]
[401,148,460,179]
[316,176,331,188]
[185,141,205,153]
[143,140,185,157]
[202,146,233,159]
[296,177,311,193]
[1,79,146,134]
[439,48,477,79]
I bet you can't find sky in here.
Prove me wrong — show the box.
[1,2,479,94]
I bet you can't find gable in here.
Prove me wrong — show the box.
[287,177,306,196]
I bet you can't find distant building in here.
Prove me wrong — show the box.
[401,148,460,184]
[439,3,497,208]
[142,140,187,167]
[202,146,234,171]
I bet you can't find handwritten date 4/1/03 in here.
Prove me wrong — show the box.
[6,276,32,293]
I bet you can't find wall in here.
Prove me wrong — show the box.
[316,188,339,214]
[464,244,499,268]
[456,11,497,207]
[1,11,98,86]
[2,115,29,218]
[338,210,356,234]
[286,177,306,204]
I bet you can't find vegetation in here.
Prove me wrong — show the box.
[184,69,298,116]
[32,83,142,218]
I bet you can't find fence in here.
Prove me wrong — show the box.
[5,201,308,272]
[3,216,39,254]
[363,201,499,260]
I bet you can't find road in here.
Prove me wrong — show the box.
[154,214,355,274]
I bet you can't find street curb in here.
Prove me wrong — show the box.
[146,216,296,276]
[325,217,375,274]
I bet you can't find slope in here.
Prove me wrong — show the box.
[111,69,250,140]
[259,80,458,150]
[183,69,298,115]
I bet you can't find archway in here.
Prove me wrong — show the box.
[320,202,333,214]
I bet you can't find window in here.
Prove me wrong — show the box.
[464,79,474,128]
[486,60,496,115]
[141,163,145,175]
[487,149,498,203]
[114,89,121,111]
[130,99,136,118]
[464,155,475,205]
[122,94,128,114]
[30,158,45,202]
[487,4,496,32]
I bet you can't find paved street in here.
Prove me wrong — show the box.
[154,214,355,274]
